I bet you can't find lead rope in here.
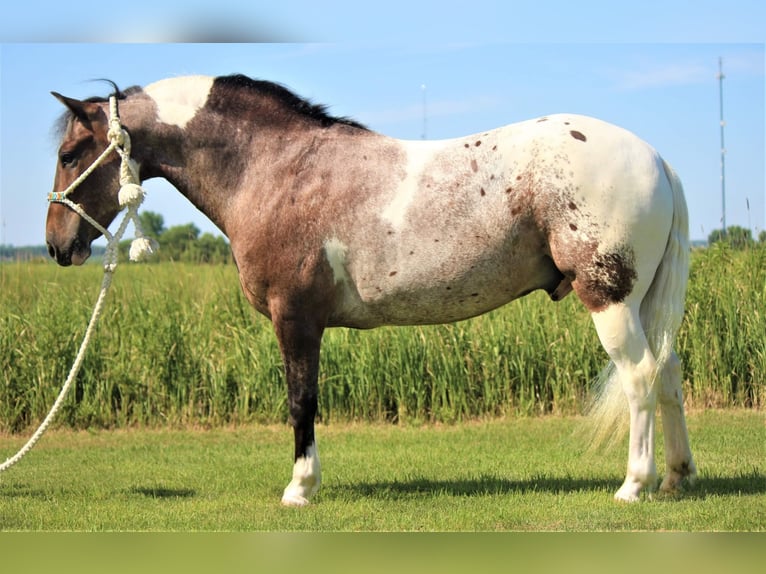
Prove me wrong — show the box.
[0,95,156,473]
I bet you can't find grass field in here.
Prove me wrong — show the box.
[1,243,764,431]
[0,410,763,531]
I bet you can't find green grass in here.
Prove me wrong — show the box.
[1,410,763,531]
[1,244,764,431]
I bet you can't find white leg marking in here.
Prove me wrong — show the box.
[658,351,697,493]
[281,442,321,507]
[144,76,214,129]
[591,304,659,502]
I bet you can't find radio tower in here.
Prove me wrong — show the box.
[717,57,727,236]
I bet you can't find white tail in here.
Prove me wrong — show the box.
[588,159,690,447]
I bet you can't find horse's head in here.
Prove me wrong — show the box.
[46,93,123,266]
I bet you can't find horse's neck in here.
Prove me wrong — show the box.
[137,118,240,235]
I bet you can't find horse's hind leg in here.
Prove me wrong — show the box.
[658,351,697,493]
[272,313,324,507]
[590,302,659,501]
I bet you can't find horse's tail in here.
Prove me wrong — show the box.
[588,158,690,448]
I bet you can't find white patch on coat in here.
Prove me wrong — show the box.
[382,140,446,229]
[281,442,321,507]
[324,237,349,283]
[144,75,214,129]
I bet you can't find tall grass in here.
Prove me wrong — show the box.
[679,243,766,408]
[1,244,763,432]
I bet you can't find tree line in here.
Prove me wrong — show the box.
[119,211,231,264]
[707,225,766,249]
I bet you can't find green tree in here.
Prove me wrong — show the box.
[195,232,232,264]
[116,213,230,263]
[160,223,201,261]
[138,211,166,240]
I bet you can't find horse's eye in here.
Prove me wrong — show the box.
[60,152,78,167]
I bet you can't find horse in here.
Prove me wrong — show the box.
[45,73,696,505]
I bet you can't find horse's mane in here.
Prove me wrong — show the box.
[52,74,368,139]
[214,74,368,130]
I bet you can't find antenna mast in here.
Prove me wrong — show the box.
[717,57,727,236]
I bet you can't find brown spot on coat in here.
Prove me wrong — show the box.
[480,187,486,196]
[574,249,637,312]
[569,223,578,231]
[475,140,482,147]
[470,159,478,173]
[570,130,587,142]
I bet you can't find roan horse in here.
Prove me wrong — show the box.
[46,74,696,505]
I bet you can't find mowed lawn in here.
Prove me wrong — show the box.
[0,410,763,531]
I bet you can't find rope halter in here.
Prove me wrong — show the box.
[1,96,160,475]
[47,95,157,271]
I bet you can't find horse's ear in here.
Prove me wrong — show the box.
[51,92,101,124]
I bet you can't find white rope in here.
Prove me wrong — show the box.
[1,95,153,473]
[0,271,113,472]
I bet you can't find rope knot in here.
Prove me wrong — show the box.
[108,124,126,147]
[129,236,158,262]
[118,182,145,208]
[107,95,125,145]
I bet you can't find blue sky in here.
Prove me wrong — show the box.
[1,2,764,246]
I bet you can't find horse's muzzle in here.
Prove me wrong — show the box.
[46,236,91,266]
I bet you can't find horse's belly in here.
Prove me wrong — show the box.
[328,248,561,328]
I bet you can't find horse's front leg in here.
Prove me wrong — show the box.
[273,312,324,507]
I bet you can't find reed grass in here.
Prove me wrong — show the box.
[1,244,763,432]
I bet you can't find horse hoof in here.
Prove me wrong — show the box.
[281,493,311,507]
[614,480,642,502]
[614,490,641,503]
[660,469,698,494]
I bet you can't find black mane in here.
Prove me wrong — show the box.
[214,74,368,130]
[53,74,369,139]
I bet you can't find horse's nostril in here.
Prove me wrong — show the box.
[46,241,72,266]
